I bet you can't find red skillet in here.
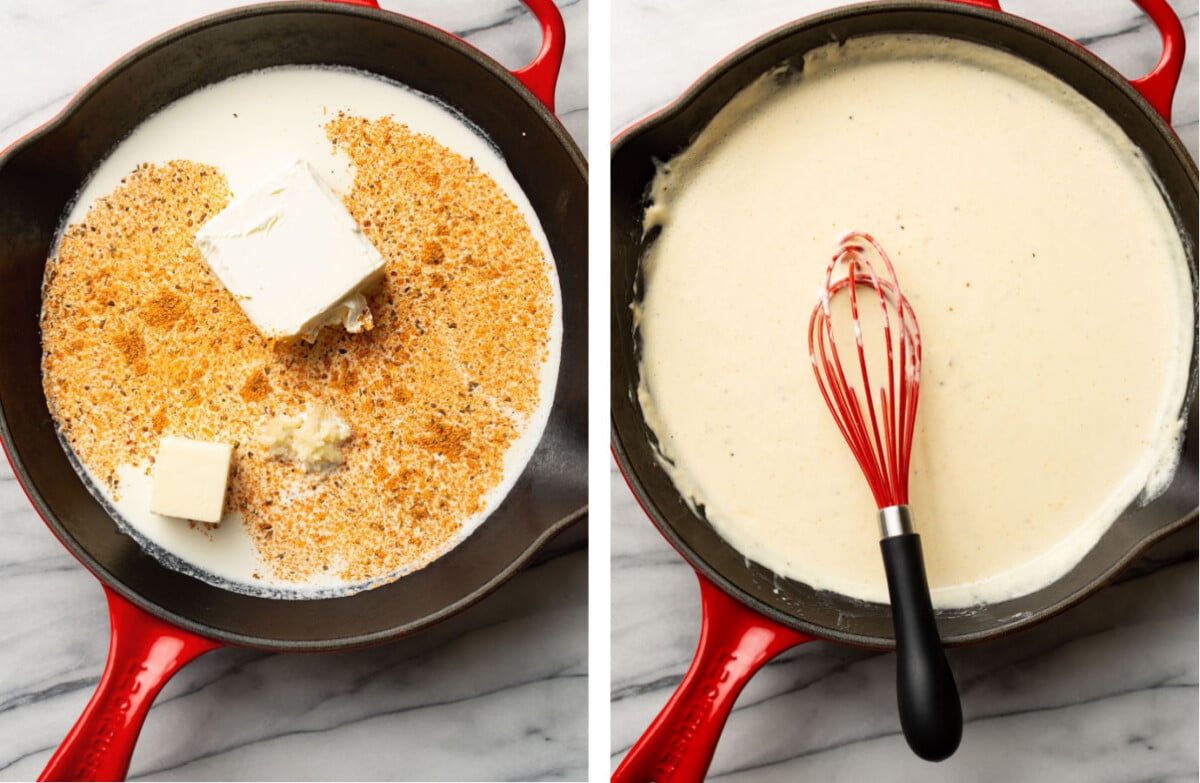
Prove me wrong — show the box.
[0,1,587,780]
[610,1,1197,780]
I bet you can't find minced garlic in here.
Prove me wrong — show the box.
[259,403,352,472]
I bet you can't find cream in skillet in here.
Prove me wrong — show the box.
[635,35,1193,608]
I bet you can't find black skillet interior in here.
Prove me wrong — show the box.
[611,1,1198,649]
[0,3,587,650]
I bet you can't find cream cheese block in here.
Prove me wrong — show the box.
[195,159,386,341]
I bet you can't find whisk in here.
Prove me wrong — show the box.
[808,232,962,762]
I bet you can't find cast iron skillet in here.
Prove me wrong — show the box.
[610,0,1196,779]
[0,1,586,779]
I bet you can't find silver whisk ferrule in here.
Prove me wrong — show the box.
[879,504,914,539]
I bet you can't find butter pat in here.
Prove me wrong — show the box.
[195,160,386,341]
[150,436,233,523]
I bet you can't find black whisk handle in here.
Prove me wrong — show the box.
[880,533,962,762]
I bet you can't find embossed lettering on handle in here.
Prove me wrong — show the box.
[613,575,813,783]
[39,588,222,782]
[75,661,147,779]
[652,647,739,780]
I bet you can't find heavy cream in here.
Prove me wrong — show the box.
[636,36,1194,608]
[53,66,562,598]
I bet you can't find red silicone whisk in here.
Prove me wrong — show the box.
[808,232,962,762]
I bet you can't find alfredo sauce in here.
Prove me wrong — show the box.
[635,36,1194,608]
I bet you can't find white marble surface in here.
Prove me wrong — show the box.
[0,1,587,781]
[611,1,1199,780]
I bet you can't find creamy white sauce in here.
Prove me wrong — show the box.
[56,66,562,598]
[636,36,1194,608]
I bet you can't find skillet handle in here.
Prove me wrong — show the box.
[39,587,222,782]
[1127,0,1186,122]
[944,0,1184,122]
[511,0,566,114]
[612,573,814,783]
[322,0,565,114]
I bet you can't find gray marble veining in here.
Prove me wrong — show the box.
[0,1,588,780]
[611,1,1198,780]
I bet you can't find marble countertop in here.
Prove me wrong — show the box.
[610,1,1198,781]
[0,1,587,781]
